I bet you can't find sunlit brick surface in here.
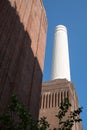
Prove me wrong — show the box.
[39,79,83,130]
[0,0,47,120]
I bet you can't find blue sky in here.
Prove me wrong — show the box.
[42,0,87,129]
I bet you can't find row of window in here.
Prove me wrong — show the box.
[40,90,69,109]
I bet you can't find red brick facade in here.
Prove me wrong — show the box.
[39,79,83,130]
[0,1,83,129]
[0,0,47,119]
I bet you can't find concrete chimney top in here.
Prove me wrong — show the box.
[51,25,71,81]
[55,25,67,32]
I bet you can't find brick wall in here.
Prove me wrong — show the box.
[0,0,47,119]
[39,79,83,130]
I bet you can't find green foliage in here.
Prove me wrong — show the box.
[39,116,50,130]
[55,98,82,130]
[56,98,71,120]
[0,94,49,130]
[0,95,82,130]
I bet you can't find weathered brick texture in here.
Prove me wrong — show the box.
[39,79,83,130]
[0,0,47,119]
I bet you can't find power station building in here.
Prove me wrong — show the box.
[0,0,83,130]
[0,0,47,119]
[39,25,83,130]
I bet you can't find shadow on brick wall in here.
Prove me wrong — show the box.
[0,0,42,119]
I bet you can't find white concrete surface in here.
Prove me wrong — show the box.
[51,25,71,81]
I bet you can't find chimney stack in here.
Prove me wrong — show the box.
[51,25,71,81]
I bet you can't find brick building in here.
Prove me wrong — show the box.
[39,25,83,129]
[0,0,47,119]
[39,79,83,130]
[0,1,83,129]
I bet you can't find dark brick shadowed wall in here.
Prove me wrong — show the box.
[0,0,47,120]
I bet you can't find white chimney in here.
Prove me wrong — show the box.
[51,25,71,81]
